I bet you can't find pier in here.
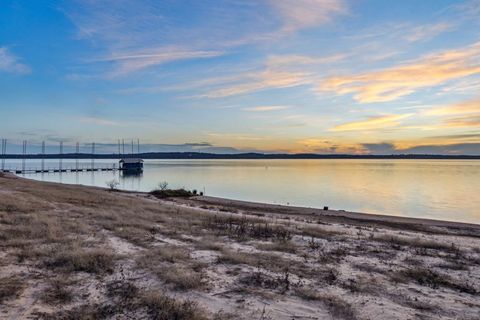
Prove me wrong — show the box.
[0,139,142,175]
[0,165,119,175]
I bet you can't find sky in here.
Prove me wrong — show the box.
[1,0,480,155]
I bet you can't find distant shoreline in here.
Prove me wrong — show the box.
[2,152,480,160]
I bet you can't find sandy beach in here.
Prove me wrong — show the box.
[1,172,479,319]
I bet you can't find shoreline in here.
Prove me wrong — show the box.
[8,171,480,230]
[186,195,480,229]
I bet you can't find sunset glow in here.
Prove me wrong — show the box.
[1,0,479,154]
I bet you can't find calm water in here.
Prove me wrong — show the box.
[4,159,480,224]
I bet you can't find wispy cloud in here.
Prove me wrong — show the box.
[243,105,290,112]
[331,114,413,131]
[66,1,227,77]
[79,116,122,126]
[65,0,349,77]
[404,22,455,42]
[425,97,480,116]
[198,52,346,98]
[420,97,480,129]
[319,41,480,103]
[455,0,480,18]
[442,115,480,128]
[95,47,224,77]
[0,47,31,75]
[266,53,347,68]
[202,69,313,98]
[268,0,348,33]
[206,132,267,142]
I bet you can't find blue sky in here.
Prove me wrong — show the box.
[1,0,480,154]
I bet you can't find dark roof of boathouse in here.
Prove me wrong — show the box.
[119,158,144,164]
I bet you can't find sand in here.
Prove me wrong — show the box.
[0,172,479,320]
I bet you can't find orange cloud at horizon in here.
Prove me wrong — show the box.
[331,114,412,131]
[425,97,480,116]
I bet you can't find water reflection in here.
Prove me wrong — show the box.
[120,170,143,191]
[4,159,480,224]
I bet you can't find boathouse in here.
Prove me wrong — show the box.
[119,158,144,172]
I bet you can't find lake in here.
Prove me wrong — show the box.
[4,159,479,224]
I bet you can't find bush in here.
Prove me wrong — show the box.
[158,181,168,191]
[150,188,195,199]
[106,180,120,191]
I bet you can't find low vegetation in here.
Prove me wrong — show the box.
[150,181,202,198]
[1,174,480,319]
[44,247,116,274]
[41,277,74,305]
[204,214,292,241]
[137,246,206,291]
[392,267,477,295]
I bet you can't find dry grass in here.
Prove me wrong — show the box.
[392,267,477,295]
[141,290,207,320]
[293,288,357,320]
[41,277,74,305]
[44,247,116,274]
[317,245,349,264]
[297,225,340,239]
[217,249,291,271]
[389,294,436,312]
[38,281,207,319]
[36,303,119,319]
[204,214,292,241]
[137,246,206,291]
[2,174,480,319]
[238,269,290,292]
[373,235,457,252]
[217,247,315,280]
[194,238,224,251]
[0,276,24,304]
[256,240,298,253]
[352,262,386,275]
[159,267,205,291]
[0,214,64,245]
[319,294,357,320]
[316,267,340,285]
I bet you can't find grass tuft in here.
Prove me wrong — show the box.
[141,290,207,320]
[45,247,116,274]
